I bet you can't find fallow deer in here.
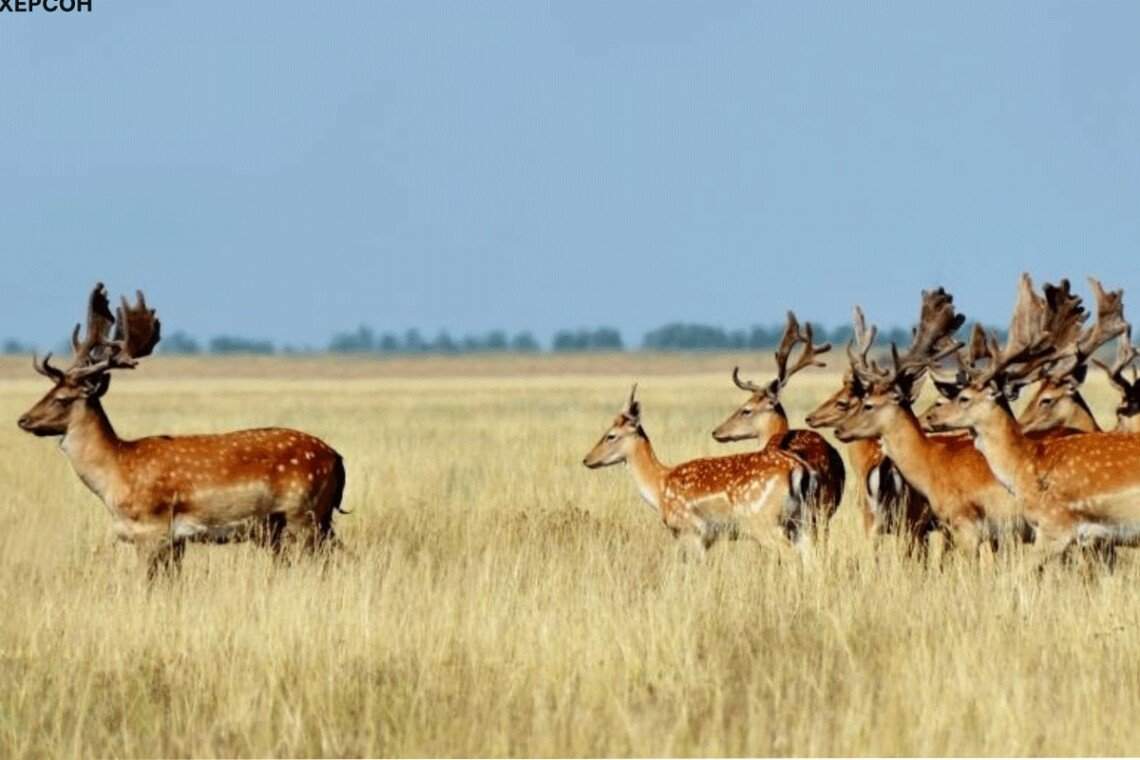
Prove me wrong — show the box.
[583,385,814,558]
[17,283,347,577]
[833,288,1034,558]
[1016,278,1127,434]
[805,306,938,552]
[923,274,1140,570]
[1094,329,1140,433]
[829,288,1035,556]
[711,312,844,537]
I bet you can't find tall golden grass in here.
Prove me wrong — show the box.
[0,355,1137,757]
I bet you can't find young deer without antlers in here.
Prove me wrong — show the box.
[924,274,1140,570]
[1016,278,1128,434]
[583,385,814,559]
[833,288,1033,558]
[805,306,937,552]
[17,283,347,578]
[1094,329,1140,433]
[711,312,845,537]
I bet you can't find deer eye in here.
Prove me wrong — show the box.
[741,408,753,416]
[958,395,970,405]
[862,402,875,411]
[1040,397,1053,406]
[606,433,618,440]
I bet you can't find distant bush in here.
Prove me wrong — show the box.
[2,339,33,355]
[209,336,275,355]
[329,326,548,354]
[160,330,202,355]
[552,327,623,352]
[510,332,540,353]
[642,323,741,351]
[329,325,375,353]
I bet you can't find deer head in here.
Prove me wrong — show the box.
[17,283,160,436]
[923,273,1083,434]
[834,288,965,442]
[712,312,829,442]
[583,384,645,468]
[805,306,875,429]
[1019,278,1126,433]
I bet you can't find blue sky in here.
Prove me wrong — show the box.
[2,2,1138,348]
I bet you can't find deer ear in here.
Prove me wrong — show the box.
[765,379,780,398]
[81,374,111,399]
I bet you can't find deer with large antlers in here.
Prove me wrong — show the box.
[711,312,844,537]
[805,306,938,552]
[831,288,1035,557]
[583,385,815,558]
[924,274,1140,570]
[1016,278,1129,434]
[17,283,347,577]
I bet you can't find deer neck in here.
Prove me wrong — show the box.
[1067,392,1101,433]
[970,407,1036,497]
[625,433,669,513]
[757,406,790,449]
[60,399,124,502]
[876,408,942,501]
[845,438,881,475]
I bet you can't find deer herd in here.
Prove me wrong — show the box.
[14,277,1140,579]
[585,273,1140,573]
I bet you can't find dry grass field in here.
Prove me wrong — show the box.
[1,353,1139,757]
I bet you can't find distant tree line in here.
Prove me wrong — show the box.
[0,322,1011,356]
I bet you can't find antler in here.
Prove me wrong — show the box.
[42,284,163,384]
[1093,328,1138,392]
[1036,277,1123,383]
[113,291,162,364]
[731,366,765,394]
[906,288,966,366]
[780,320,830,386]
[857,288,965,397]
[32,353,65,382]
[69,283,115,366]
[1078,278,1127,360]
[1041,279,1087,352]
[846,305,883,383]
[772,312,801,388]
[733,312,831,396]
[957,322,990,370]
[974,273,1055,387]
[71,290,162,379]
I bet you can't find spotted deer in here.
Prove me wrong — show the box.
[805,306,938,553]
[832,288,1040,557]
[711,312,844,537]
[1016,278,1127,434]
[17,283,347,577]
[923,274,1140,570]
[583,385,814,558]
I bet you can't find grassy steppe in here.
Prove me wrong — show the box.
[0,355,1137,757]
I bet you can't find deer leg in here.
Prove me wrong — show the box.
[1024,523,1076,578]
[663,501,712,561]
[141,537,185,581]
